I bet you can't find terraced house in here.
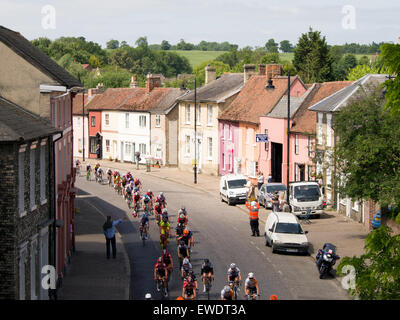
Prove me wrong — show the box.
[0,26,82,298]
[308,74,387,228]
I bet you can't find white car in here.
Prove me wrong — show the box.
[220,174,249,205]
[264,211,309,254]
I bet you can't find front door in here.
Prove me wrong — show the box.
[271,142,283,183]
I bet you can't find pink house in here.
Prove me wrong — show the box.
[219,64,306,181]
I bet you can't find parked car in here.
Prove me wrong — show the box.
[264,211,309,254]
[220,174,249,205]
[288,181,324,218]
[258,183,287,209]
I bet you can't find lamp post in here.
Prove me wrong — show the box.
[265,72,291,202]
[194,78,197,184]
[82,81,85,162]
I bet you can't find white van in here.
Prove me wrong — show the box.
[220,174,249,205]
[264,211,309,254]
[288,181,324,218]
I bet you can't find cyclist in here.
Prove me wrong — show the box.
[178,229,193,255]
[106,168,113,185]
[142,194,151,214]
[201,259,214,293]
[161,208,169,222]
[139,213,149,239]
[146,189,154,207]
[154,202,162,225]
[125,183,133,203]
[156,192,166,208]
[187,269,199,292]
[227,263,242,286]
[161,248,173,277]
[126,171,133,181]
[97,166,103,182]
[244,272,259,299]
[175,222,185,245]
[133,191,141,216]
[221,285,234,300]
[182,274,196,300]
[134,177,141,190]
[180,257,192,279]
[179,206,187,217]
[114,174,121,192]
[177,213,187,227]
[154,257,168,292]
[86,163,92,180]
[94,162,100,174]
[159,215,170,235]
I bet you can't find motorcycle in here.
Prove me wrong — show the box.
[316,243,340,279]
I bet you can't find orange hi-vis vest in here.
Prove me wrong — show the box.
[246,201,259,220]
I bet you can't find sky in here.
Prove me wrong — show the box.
[1,0,399,48]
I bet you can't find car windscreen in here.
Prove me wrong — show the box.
[227,179,247,189]
[293,185,320,202]
[274,223,303,234]
[266,185,287,193]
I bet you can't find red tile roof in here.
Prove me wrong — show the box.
[219,75,301,124]
[291,81,353,134]
[72,93,89,115]
[86,88,136,111]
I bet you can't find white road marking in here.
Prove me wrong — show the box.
[232,226,239,231]
[261,251,266,256]
[250,241,255,245]
[278,270,283,275]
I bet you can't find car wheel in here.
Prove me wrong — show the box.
[220,193,224,202]
[271,243,277,253]
[265,237,270,247]
[227,197,232,206]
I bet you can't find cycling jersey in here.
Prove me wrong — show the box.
[221,289,233,300]
[227,267,241,280]
[201,263,214,275]
[154,206,162,215]
[134,179,140,186]
[245,278,258,288]
[178,244,188,257]
[86,165,91,171]
[134,194,141,202]
[162,253,172,266]
[143,196,150,203]
[177,217,187,225]
[146,192,153,199]
[160,221,170,235]
[183,280,195,290]
[155,262,167,276]
[140,216,149,226]
[180,234,190,246]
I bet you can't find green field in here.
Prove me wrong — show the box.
[170,50,227,67]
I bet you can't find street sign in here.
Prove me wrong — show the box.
[192,159,199,165]
[256,134,268,143]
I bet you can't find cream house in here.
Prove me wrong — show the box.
[177,67,244,175]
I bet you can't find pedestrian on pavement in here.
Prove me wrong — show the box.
[281,200,291,213]
[267,174,272,183]
[96,144,101,159]
[272,193,280,212]
[257,172,264,194]
[103,216,127,259]
[245,200,260,237]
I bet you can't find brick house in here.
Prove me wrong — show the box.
[0,26,82,295]
[0,96,61,299]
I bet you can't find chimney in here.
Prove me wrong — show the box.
[96,82,105,93]
[146,74,161,93]
[266,64,283,81]
[243,64,256,83]
[258,64,266,76]
[130,74,139,88]
[205,65,216,85]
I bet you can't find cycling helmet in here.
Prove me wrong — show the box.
[251,201,257,206]
[160,192,164,196]
[155,202,160,206]
[183,229,189,235]
[181,205,186,211]
[183,258,189,265]
[204,259,210,264]
[141,213,147,219]
[248,273,254,279]
[224,285,231,293]
[230,263,236,269]
[148,189,151,193]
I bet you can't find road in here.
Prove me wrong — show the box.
[74,170,350,300]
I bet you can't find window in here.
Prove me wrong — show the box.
[139,115,147,128]
[208,137,212,158]
[30,238,38,300]
[125,142,131,156]
[185,104,190,124]
[139,143,146,155]
[155,114,161,127]
[105,114,110,126]
[106,140,110,153]
[40,141,46,203]
[326,113,332,147]
[185,135,190,155]
[18,148,26,216]
[317,113,323,145]
[91,116,96,127]
[125,113,129,128]
[294,134,299,155]
[207,105,213,125]
[308,136,313,157]
[265,129,269,151]
[30,145,36,210]
[196,104,201,125]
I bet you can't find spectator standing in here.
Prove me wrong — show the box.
[257,172,264,194]
[103,216,127,259]
[267,174,272,183]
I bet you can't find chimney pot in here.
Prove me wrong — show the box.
[146,74,161,92]
[258,64,266,76]
[243,64,256,83]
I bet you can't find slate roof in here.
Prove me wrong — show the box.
[179,73,244,103]
[308,74,387,112]
[0,95,60,142]
[219,75,301,124]
[0,26,81,88]
[290,81,353,134]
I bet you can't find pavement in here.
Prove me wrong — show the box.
[57,185,130,300]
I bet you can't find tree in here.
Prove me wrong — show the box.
[120,41,129,48]
[333,89,400,209]
[88,55,101,68]
[279,40,294,53]
[337,226,400,300]
[135,36,148,48]
[106,39,119,49]
[192,60,230,86]
[346,64,383,81]
[161,40,171,50]
[260,52,281,64]
[293,28,334,83]
[380,43,400,114]
[265,38,278,53]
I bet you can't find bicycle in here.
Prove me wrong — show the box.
[245,291,260,300]
[229,280,241,300]
[204,275,213,300]
[127,194,133,209]
[140,225,148,246]
[86,170,91,181]
[156,277,168,299]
